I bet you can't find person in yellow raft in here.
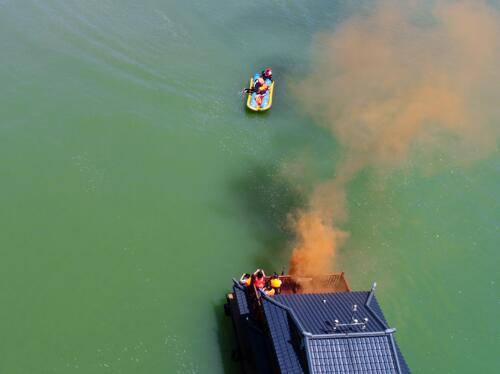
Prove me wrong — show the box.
[244,68,273,108]
[253,77,269,108]
[261,68,273,82]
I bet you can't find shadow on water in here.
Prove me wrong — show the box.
[243,107,271,119]
[215,165,305,372]
[231,163,306,271]
[213,299,241,374]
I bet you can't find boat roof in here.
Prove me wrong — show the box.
[232,284,250,315]
[260,290,411,374]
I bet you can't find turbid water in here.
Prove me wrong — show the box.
[1,1,498,373]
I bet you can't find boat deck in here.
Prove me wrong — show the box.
[276,272,350,294]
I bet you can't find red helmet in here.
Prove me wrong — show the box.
[265,68,272,76]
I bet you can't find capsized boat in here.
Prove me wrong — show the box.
[246,73,274,112]
[224,272,412,373]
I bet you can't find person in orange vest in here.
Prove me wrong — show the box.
[270,273,282,294]
[254,77,267,91]
[254,77,269,108]
[263,284,275,296]
[245,77,268,94]
[239,273,251,287]
[253,269,266,289]
[243,77,269,108]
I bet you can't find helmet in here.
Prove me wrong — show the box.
[257,77,265,85]
[265,68,272,76]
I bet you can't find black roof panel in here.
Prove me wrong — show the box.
[261,291,410,374]
[232,284,250,315]
[262,296,305,374]
[273,292,387,334]
[307,335,398,373]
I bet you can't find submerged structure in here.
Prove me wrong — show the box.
[225,273,410,373]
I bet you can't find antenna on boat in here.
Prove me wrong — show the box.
[351,304,358,323]
[332,304,370,332]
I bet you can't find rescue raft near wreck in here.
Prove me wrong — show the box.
[246,73,274,111]
[224,272,411,373]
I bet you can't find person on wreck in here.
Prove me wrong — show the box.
[252,269,266,289]
[239,273,251,287]
[270,272,282,294]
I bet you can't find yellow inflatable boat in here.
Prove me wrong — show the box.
[246,73,274,112]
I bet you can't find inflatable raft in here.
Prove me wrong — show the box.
[246,73,274,112]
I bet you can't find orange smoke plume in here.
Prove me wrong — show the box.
[289,211,348,276]
[289,0,500,276]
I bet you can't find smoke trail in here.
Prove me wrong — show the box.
[289,0,500,276]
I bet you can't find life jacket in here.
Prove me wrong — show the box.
[258,84,268,93]
[245,277,251,286]
[254,276,266,289]
[271,278,282,289]
[255,78,265,88]
[264,288,275,296]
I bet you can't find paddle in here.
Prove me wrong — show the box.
[242,86,270,94]
[242,77,271,94]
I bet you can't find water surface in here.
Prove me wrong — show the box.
[0,1,498,373]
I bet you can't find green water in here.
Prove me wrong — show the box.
[1,1,498,373]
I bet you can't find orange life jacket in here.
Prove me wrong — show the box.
[264,288,275,296]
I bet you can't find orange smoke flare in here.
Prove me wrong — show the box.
[289,0,500,276]
[289,211,348,276]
